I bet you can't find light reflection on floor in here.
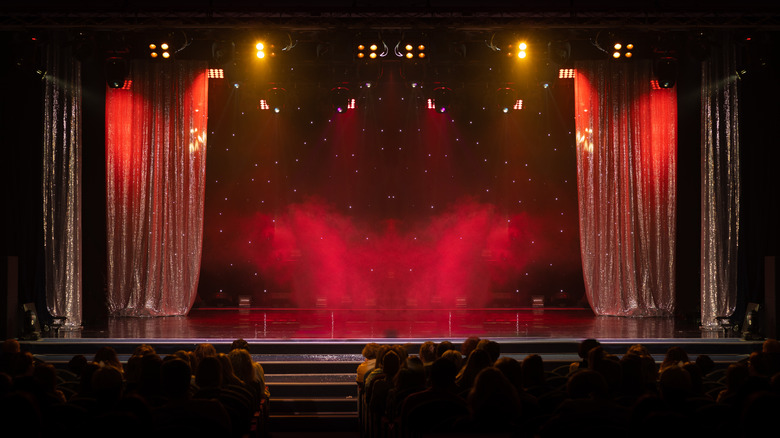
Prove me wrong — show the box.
[57,307,724,341]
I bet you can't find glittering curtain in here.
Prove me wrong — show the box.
[574,61,677,316]
[106,61,208,316]
[700,34,740,328]
[43,43,83,328]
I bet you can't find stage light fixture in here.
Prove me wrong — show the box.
[259,99,270,110]
[105,57,128,89]
[330,87,353,113]
[612,41,634,59]
[397,40,426,60]
[357,39,388,60]
[212,41,235,64]
[517,41,528,59]
[148,40,171,59]
[208,68,224,79]
[431,87,452,113]
[256,42,265,59]
[496,87,517,113]
[559,68,576,79]
[654,57,678,88]
[266,87,287,113]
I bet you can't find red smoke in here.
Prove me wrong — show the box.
[230,197,567,308]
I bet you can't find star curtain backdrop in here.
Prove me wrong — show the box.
[574,60,677,317]
[105,61,208,316]
[700,33,740,329]
[199,72,583,309]
[43,42,83,328]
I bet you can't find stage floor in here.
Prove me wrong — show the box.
[55,307,732,342]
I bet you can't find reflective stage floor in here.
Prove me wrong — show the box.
[55,307,735,342]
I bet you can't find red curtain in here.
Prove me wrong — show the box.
[106,61,208,316]
[574,61,677,316]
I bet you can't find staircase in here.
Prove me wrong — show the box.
[261,354,362,433]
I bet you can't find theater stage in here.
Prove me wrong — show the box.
[50,307,722,341]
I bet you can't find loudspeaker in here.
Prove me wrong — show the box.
[3,256,19,339]
[21,302,40,340]
[766,256,778,339]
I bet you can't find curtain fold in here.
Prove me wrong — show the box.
[43,42,83,328]
[574,60,677,316]
[106,60,208,316]
[700,34,740,328]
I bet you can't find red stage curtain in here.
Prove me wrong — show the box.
[105,61,208,316]
[701,34,740,329]
[574,60,677,317]
[43,41,83,328]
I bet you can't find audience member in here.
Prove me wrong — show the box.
[3,336,777,438]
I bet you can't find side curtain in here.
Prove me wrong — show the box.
[574,60,677,316]
[700,34,740,328]
[105,61,208,316]
[43,42,83,328]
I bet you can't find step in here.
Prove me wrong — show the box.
[265,373,355,383]
[268,382,357,398]
[261,360,361,374]
[268,413,358,432]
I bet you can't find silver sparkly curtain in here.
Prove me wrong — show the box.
[106,61,208,316]
[574,60,677,316]
[43,43,83,328]
[700,34,740,328]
